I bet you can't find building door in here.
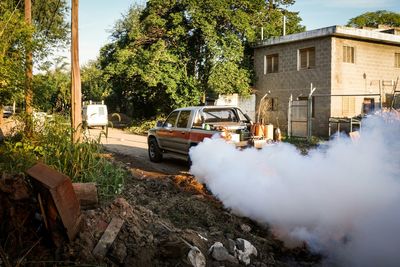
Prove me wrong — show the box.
[288,99,308,138]
[363,98,375,114]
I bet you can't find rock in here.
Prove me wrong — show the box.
[235,238,258,265]
[187,246,206,267]
[240,223,252,233]
[227,238,236,256]
[208,242,238,264]
[86,209,96,218]
[113,197,132,213]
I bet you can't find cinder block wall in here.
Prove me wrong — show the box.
[254,37,332,136]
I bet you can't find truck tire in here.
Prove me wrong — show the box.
[148,138,163,163]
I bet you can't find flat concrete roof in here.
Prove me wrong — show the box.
[253,25,400,48]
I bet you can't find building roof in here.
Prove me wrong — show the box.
[253,25,400,48]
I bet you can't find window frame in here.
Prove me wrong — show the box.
[343,45,355,63]
[264,97,278,112]
[395,52,400,68]
[266,53,279,73]
[163,111,179,127]
[298,47,315,70]
[176,110,191,128]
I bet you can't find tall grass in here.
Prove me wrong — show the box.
[0,114,125,199]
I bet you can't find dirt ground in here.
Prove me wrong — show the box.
[0,128,320,266]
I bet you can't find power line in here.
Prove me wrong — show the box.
[0,0,23,38]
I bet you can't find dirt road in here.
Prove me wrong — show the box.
[87,127,189,175]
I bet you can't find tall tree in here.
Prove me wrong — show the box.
[0,0,31,125]
[24,0,33,134]
[33,58,70,112]
[0,0,69,126]
[100,0,304,119]
[347,10,400,28]
[81,60,110,102]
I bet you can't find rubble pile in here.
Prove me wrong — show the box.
[0,174,52,265]
[0,159,320,266]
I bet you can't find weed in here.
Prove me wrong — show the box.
[0,114,126,200]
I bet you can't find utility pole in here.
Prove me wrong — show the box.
[25,0,33,133]
[71,0,82,143]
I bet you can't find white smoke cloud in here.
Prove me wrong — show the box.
[189,112,400,266]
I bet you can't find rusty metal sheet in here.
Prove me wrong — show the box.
[26,162,82,241]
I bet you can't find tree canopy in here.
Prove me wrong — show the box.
[98,0,305,118]
[0,0,69,118]
[347,10,400,28]
[0,1,32,108]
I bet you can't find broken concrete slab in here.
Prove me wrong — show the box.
[187,246,206,267]
[236,238,258,265]
[208,242,238,264]
[92,217,125,259]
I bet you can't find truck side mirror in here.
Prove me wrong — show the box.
[156,121,164,127]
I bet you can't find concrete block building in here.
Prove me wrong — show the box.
[253,26,400,136]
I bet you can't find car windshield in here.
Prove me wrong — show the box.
[202,108,238,123]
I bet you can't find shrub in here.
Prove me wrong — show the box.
[0,114,126,199]
[126,115,166,135]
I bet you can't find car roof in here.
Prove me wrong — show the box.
[173,105,238,112]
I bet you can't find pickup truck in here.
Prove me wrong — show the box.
[147,106,253,162]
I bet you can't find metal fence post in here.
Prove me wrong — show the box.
[288,94,292,138]
[307,84,316,142]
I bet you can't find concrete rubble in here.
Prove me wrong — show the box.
[187,246,206,267]
[208,241,239,263]
[236,238,258,265]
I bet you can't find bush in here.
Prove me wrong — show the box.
[126,115,166,135]
[283,136,323,155]
[0,114,126,199]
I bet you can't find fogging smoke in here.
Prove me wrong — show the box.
[189,112,400,266]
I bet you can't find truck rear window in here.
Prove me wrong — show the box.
[202,108,238,123]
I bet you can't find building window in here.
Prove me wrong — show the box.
[263,55,267,75]
[266,54,279,73]
[342,96,355,117]
[395,53,400,68]
[343,46,355,63]
[299,47,315,69]
[264,97,278,111]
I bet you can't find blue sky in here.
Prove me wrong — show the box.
[73,0,400,65]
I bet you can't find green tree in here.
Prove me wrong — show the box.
[81,60,110,102]
[0,0,69,124]
[100,0,304,119]
[347,10,400,28]
[33,57,70,112]
[0,1,32,124]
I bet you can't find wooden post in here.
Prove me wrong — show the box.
[25,0,33,134]
[71,0,82,143]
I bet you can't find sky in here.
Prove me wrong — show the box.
[70,0,400,66]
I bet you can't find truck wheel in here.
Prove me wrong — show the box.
[148,138,163,162]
